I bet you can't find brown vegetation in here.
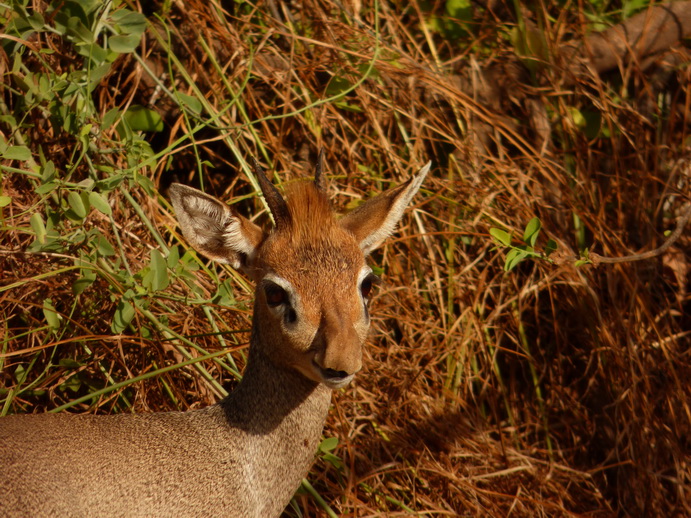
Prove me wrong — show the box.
[1,1,689,516]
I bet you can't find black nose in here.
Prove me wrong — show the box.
[322,368,349,380]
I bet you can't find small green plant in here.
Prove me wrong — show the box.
[489,217,557,271]
[426,0,474,41]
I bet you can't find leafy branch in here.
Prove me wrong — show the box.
[489,217,557,271]
[491,203,691,271]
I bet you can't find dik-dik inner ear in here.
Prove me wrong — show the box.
[169,183,265,270]
[340,162,430,255]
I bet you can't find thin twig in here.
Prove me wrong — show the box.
[590,203,691,265]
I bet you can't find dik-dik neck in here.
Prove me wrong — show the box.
[216,322,333,515]
[220,333,332,435]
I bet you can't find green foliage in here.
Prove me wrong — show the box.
[579,0,653,30]
[122,106,165,133]
[575,248,593,267]
[509,25,548,72]
[490,217,558,271]
[42,298,61,332]
[1,0,242,416]
[1,146,33,161]
[212,280,238,307]
[568,107,603,139]
[111,297,136,334]
[426,0,473,40]
[318,436,343,470]
[141,250,171,293]
[5,0,146,63]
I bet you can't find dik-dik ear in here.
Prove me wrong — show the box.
[340,162,430,255]
[169,183,265,270]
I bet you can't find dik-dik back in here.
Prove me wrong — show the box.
[0,159,429,517]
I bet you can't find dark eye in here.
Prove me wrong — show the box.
[360,273,380,299]
[264,283,288,308]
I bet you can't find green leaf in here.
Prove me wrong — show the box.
[569,106,586,129]
[96,173,126,192]
[2,146,32,161]
[319,437,339,453]
[325,75,353,98]
[88,191,112,215]
[112,299,136,333]
[42,161,56,183]
[30,212,47,244]
[623,0,649,18]
[27,11,45,30]
[333,100,362,113]
[523,217,542,247]
[489,227,511,246]
[65,15,95,44]
[322,452,343,470]
[212,279,237,307]
[0,115,17,128]
[101,107,121,130]
[60,375,82,393]
[68,191,88,219]
[167,245,180,269]
[581,110,602,139]
[0,195,11,207]
[35,182,58,195]
[76,42,109,64]
[72,272,97,295]
[110,10,147,36]
[13,364,27,383]
[446,0,472,21]
[175,91,203,115]
[92,233,115,257]
[149,249,169,292]
[505,249,529,271]
[58,358,82,369]
[43,298,61,331]
[87,63,112,90]
[545,239,558,256]
[123,105,164,132]
[133,174,156,196]
[109,33,141,54]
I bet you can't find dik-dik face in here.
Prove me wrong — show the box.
[253,202,378,388]
[170,159,429,389]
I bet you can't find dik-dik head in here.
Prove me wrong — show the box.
[170,159,429,389]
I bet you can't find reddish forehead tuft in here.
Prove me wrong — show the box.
[285,182,337,237]
[259,182,363,277]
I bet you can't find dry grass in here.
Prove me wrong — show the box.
[1,0,689,516]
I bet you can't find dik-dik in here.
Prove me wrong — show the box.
[0,158,429,517]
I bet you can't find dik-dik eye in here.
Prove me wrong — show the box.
[360,273,380,300]
[263,281,298,325]
[264,282,288,308]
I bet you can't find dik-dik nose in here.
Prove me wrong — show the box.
[312,310,363,387]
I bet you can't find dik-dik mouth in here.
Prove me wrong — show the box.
[312,359,355,389]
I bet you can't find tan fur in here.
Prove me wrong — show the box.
[0,162,429,517]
